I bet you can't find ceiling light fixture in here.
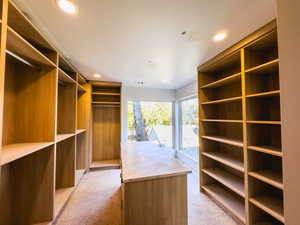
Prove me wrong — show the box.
[213,32,227,42]
[56,0,78,14]
[94,74,101,78]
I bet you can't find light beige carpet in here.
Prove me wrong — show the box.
[55,169,238,225]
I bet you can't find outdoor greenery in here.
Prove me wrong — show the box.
[128,101,172,133]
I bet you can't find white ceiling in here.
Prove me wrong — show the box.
[13,0,277,89]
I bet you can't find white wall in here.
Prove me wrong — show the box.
[121,86,176,142]
[175,80,198,100]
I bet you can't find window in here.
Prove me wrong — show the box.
[179,97,199,161]
[127,101,173,148]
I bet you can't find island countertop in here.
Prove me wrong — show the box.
[121,142,192,183]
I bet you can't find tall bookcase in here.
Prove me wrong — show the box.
[90,81,121,170]
[0,0,92,224]
[198,20,284,225]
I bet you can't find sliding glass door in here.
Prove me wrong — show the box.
[179,97,199,161]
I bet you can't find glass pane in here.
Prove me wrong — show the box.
[180,97,199,161]
[127,101,173,148]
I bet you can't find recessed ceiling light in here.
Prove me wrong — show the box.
[213,32,227,42]
[56,0,78,14]
[94,74,101,78]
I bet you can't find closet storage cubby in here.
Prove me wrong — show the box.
[0,1,92,224]
[0,145,55,225]
[57,78,77,136]
[90,81,121,169]
[198,21,284,225]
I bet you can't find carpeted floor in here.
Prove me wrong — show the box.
[54,169,238,225]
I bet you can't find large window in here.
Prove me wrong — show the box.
[127,101,173,148]
[179,97,199,161]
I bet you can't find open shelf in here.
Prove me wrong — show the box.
[201,72,241,89]
[247,121,281,125]
[202,168,245,197]
[246,90,280,99]
[246,94,280,121]
[199,51,241,87]
[7,0,57,64]
[245,59,279,73]
[247,124,281,154]
[6,26,56,67]
[54,187,74,217]
[201,96,242,105]
[76,132,87,178]
[92,101,121,105]
[76,129,86,134]
[77,73,87,85]
[201,135,243,147]
[201,100,242,121]
[2,54,57,150]
[1,142,54,165]
[57,81,77,135]
[91,160,121,170]
[250,196,284,223]
[202,119,243,123]
[248,145,282,157]
[202,184,246,223]
[56,133,75,143]
[248,151,283,183]
[58,68,76,84]
[92,92,121,96]
[251,204,284,225]
[0,145,55,224]
[249,170,283,190]
[202,152,244,172]
[244,31,278,70]
[78,83,86,93]
[59,56,77,81]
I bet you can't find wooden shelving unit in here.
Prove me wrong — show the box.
[90,81,121,169]
[90,160,121,170]
[198,21,284,225]
[0,1,92,224]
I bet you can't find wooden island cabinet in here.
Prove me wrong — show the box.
[121,142,191,225]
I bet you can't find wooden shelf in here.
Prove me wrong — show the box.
[202,119,243,123]
[92,92,120,96]
[201,73,241,89]
[246,90,280,99]
[248,145,282,157]
[245,59,279,74]
[6,26,56,67]
[249,170,283,190]
[202,96,242,105]
[202,152,244,172]
[54,187,74,217]
[56,133,75,143]
[91,160,121,170]
[8,0,55,51]
[78,83,86,93]
[92,101,120,105]
[201,135,243,147]
[202,168,245,197]
[1,142,54,165]
[58,68,76,84]
[76,129,86,134]
[203,184,246,223]
[250,196,284,223]
[247,121,281,125]
[77,74,87,85]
